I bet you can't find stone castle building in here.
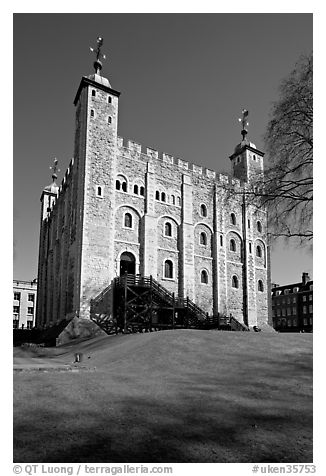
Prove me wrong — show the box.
[36,38,271,331]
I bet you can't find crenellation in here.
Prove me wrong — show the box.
[162,153,174,165]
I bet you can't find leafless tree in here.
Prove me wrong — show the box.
[261,53,313,243]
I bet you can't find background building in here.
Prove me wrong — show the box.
[271,272,313,332]
[36,39,272,332]
[13,279,37,329]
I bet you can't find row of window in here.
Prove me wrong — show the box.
[13,306,34,314]
[275,317,313,327]
[274,284,313,296]
[90,109,113,124]
[116,179,145,196]
[13,293,35,302]
[162,260,264,291]
[13,320,33,329]
[155,190,181,206]
[122,214,265,255]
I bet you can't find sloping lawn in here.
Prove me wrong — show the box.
[13,330,312,463]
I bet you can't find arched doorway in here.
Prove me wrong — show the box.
[120,252,136,276]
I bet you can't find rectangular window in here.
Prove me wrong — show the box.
[293,296,296,303]
[303,306,307,314]
[28,294,35,302]
[303,318,308,325]
[287,298,291,304]
[277,309,281,317]
[249,242,252,253]
[287,308,292,316]
[272,309,275,317]
[287,319,292,327]
[13,306,19,314]
[292,307,296,315]
[26,321,33,330]
[27,307,34,315]
[309,305,313,313]
[13,320,19,329]
[309,294,313,301]
[302,295,307,302]
[14,292,21,301]
[309,317,313,325]
[293,319,297,327]
[281,309,286,317]
[220,235,223,246]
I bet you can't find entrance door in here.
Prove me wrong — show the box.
[120,252,136,276]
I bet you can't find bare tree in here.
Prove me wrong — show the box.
[262,53,313,243]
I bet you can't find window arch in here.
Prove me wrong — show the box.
[116,175,127,193]
[140,186,145,196]
[124,213,132,228]
[258,280,264,292]
[230,239,236,252]
[177,196,181,206]
[171,195,175,205]
[155,190,160,200]
[200,204,207,217]
[108,96,112,104]
[201,270,208,284]
[257,221,262,232]
[164,222,172,237]
[232,275,239,288]
[256,245,262,258]
[164,260,173,279]
[91,89,96,97]
[96,186,102,197]
[200,232,207,246]
[108,116,112,124]
[161,192,166,202]
[133,184,139,195]
[230,213,236,225]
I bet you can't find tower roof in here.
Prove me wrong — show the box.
[43,158,59,195]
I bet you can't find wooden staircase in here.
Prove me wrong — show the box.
[90,274,249,334]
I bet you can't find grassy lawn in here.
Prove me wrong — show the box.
[13,330,313,463]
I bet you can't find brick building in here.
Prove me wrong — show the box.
[36,39,272,332]
[271,272,313,332]
[13,279,37,329]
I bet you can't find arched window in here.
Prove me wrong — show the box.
[124,213,132,228]
[90,109,95,118]
[155,190,160,200]
[230,239,236,252]
[108,116,112,124]
[92,89,96,97]
[232,275,239,288]
[249,242,252,253]
[140,186,145,196]
[97,186,102,197]
[248,219,251,229]
[257,221,262,232]
[230,213,236,225]
[200,204,207,217]
[258,280,264,292]
[164,222,172,237]
[116,180,121,190]
[133,184,139,195]
[164,260,173,279]
[171,195,175,205]
[177,196,181,206]
[161,192,166,202]
[256,245,262,258]
[201,270,208,284]
[220,235,223,246]
[108,96,112,103]
[122,182,127,192]
[200,232,207,245]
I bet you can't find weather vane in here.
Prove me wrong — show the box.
[238,109,249,141]
[49,158,60,181]
[90,36,107,75]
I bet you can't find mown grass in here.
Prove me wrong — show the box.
[13,330,312,463]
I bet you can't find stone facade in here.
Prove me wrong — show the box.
[36,67,272,330]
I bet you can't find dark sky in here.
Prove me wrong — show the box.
[13,13,313,284]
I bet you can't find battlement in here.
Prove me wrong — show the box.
[117,136,236,185]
